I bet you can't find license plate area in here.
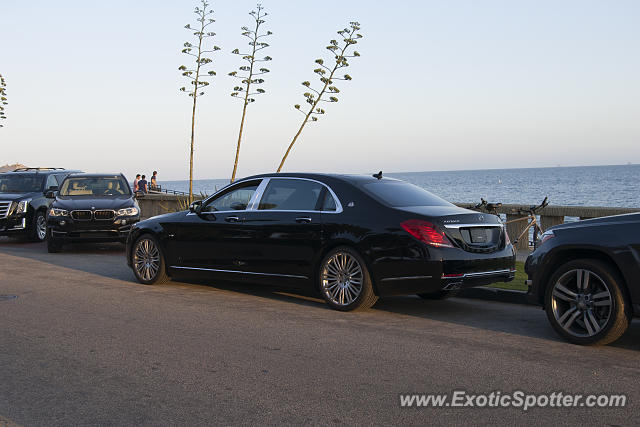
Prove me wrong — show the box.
[459,227,500,247]
[470,228,489,243]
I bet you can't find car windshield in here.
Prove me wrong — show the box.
[0,174,44,193]
[362,180,453,207]
[59,176,131,197]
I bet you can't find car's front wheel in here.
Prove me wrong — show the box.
[28,210,48,242]
[544,259,631,346]
[318,247,378,311]
[131,234,170,285]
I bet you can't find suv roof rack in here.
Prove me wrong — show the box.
[12,167,66,172]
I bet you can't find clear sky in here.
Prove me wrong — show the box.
[1,0,638,180]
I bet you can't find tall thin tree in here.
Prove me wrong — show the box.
[179,0,220,201]
[0,74,7,127]
[276,22,362,173]
[228,4,272,182]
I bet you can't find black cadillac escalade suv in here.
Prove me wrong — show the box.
[0,168,81,241]
[46,173,140,252]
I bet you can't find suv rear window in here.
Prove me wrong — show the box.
[362,181,452,207]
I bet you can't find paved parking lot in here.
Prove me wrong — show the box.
[1,237,639,426]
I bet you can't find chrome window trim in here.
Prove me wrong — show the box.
[197,178,265,215]
[170,265,308,280]
[193,176,343,215]
[255,177,343,214]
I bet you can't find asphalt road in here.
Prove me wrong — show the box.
[1,238,639,426]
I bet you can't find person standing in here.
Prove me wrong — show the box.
[133,174,141,193]
[138,175,148,194]
[150,171,158,191]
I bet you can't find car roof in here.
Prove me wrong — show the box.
[65,173,125,178]
[2,168,81,175]
[239,172,402,185]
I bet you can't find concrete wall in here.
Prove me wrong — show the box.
[137,193,203,219]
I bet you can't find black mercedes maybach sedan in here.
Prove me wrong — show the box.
[46,173,140,252]
[126,173,516,311]
[526,213,640,345]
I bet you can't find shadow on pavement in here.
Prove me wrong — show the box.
[2,236,638,351]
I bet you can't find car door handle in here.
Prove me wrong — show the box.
[295,216,312,223]
[225,216,240,223]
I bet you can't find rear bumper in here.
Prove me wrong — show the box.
[374,244,516,296]
[376,268,515,296]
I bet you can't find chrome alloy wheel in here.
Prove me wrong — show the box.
[321,251,364,306]
[133,238,160,282]
[36,213,47,240]
[551,268,613,337]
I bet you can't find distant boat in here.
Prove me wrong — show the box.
[498,178,502,184]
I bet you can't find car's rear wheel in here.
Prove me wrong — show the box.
[28,210,48,242]
[544,259,630,346]
[417,290,459,300]
[131,234,170,285]
[318,247,378,311]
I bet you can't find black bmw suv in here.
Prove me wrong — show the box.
[0,168,81,242]
[46,173,140,252]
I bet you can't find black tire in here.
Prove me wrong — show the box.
[47,229,62,253]
[544,259,631,346]
[417,290,460,300]
[318,246,378,311]
[131,234,170,285]
[27,210,48,242]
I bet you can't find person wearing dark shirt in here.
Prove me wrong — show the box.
[150,171,158,191]
[138,175,148,193]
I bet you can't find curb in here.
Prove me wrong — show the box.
[457,286,532,305]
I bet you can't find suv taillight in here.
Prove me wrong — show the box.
[401,219,454,248]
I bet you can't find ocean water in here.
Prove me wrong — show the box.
[159,164,640,208]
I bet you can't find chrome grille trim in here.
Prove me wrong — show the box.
[0,201,11,218]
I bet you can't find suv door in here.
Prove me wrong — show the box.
[240,178,326,282]
[165,180,262,273]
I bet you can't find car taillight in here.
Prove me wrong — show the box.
[400,219,454,248]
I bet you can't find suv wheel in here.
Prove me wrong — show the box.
[544,259,631,346]
[318,247,378,311]
[131,234,170,285]
[28,210,48,242]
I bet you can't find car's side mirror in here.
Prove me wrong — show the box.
[189,200,202,214]
[45,190,57,199]
[44,186,58,196]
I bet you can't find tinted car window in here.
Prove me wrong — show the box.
[0,174,44,193]
[59,176,131,196]
[362,181,452,207]
[259,179,324,211]
[203,182,259,212]
[45,175,58,189]
[321,189,337,211]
